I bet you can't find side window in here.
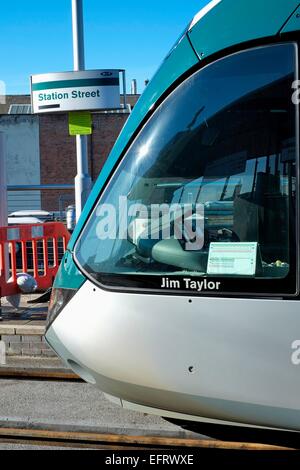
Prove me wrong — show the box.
[75,43,298,296]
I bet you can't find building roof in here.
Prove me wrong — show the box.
[0,95,31,115]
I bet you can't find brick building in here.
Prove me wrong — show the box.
[0,94,140,213]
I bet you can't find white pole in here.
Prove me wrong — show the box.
[0,133,7,228]
[0,133,9,288]
[72,0,92,222]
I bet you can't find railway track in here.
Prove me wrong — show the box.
[0,367,81,382]
[0,368,299,451]
[0,426,296,451]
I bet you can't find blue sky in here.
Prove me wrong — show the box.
[0,1,205,95]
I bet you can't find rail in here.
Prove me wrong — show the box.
[0,367,81,382]
[8,185,75,191]
[7,184,75,221]
[0,370,298,452]
[0,425,295,451]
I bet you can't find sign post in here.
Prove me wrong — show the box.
[0,133,9,297]
[72,0,92,222]
[31,69,121,224]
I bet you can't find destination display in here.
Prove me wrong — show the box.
[31,70,121,114]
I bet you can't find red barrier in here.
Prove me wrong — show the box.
[0,223,70,298]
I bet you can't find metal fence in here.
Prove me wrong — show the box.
[2,185,75,281]
[7,185,75,223]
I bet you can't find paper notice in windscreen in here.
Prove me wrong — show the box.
[207,242,258,276]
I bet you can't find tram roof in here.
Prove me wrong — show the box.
[188,0,300,58]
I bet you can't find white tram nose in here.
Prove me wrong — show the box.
[46,279,300,432]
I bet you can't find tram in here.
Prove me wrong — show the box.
[46,0,300,442]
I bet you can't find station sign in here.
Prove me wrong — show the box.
[31,70,121,114]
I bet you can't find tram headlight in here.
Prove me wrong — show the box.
[46,288,77,330]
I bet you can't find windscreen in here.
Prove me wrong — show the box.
[75,43,298,296]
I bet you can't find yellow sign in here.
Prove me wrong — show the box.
[69,112,92,135]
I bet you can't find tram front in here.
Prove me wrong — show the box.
[46,1,300,433]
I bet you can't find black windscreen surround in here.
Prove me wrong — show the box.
[75,43,299,296]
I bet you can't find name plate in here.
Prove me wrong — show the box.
[207,242,258,276]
